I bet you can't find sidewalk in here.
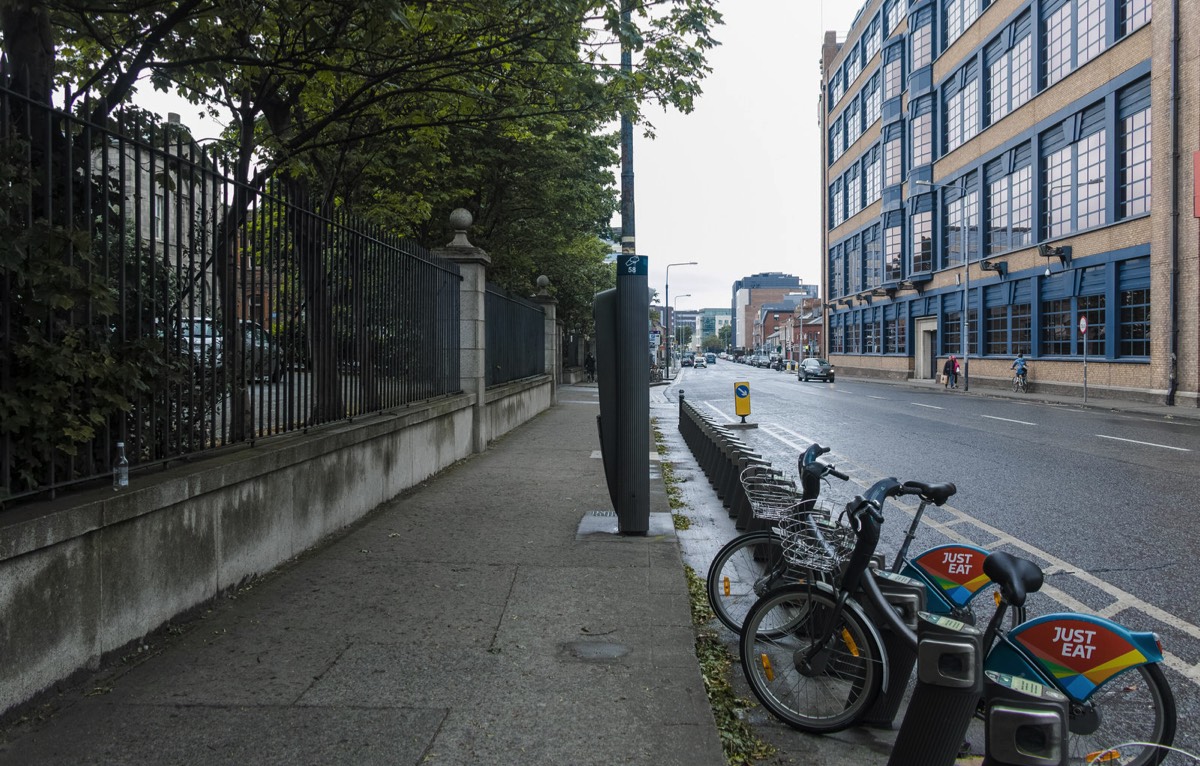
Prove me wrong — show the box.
[0,384,724,766]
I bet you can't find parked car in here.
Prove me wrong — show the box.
[680,356,694,367]
[797,357,835,382]
[180,317,282,382]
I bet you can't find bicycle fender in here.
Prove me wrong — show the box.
[987,613,1164,702]
[901,544,993,610]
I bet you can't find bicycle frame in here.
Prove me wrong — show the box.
[900,543,994,618]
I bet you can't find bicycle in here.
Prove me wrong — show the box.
[649,365,663,383]
[706,445,991,634]
[738,479,1176,765]
[1012,372,1029,393]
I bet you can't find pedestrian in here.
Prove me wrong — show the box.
[584,352,596,383]
[953,355,962,387]
[943,355,958,389]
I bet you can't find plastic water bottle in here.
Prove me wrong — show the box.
[113,441,129,490]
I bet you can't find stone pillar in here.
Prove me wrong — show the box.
[432,209,491,454]
[532,275,559,405]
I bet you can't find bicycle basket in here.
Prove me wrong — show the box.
[740,467,803,521]
[778,513,857,573]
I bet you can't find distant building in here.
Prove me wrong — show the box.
[731,273,806,351]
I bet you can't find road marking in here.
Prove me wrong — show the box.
[912,403,943,410]
[868,395,888,400]
[982,415,1037,425]
[1095,434,1191,451]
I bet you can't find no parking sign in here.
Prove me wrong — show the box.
[734,382,751,418]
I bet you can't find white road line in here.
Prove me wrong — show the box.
[981,414,1037,426]
[868,395,888,400]
[1096,434,1191,451]
[912,403,943,409]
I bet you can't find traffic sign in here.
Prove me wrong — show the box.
[734,382,751,417]
[618,255,647,277]
[1079,316,1088,336]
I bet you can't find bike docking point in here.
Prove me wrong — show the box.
[981,671,1068,766]
[727,381,759,430]
[888,612,985,766]
[859,569,927,728]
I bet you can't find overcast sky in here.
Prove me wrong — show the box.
[633,0,863,312]
[139,0,866,313]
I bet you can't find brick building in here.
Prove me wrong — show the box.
[821,0,1197,406]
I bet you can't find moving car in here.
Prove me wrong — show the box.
[694,356,707,368]
[705,353,717,364]
[797,357,835,382]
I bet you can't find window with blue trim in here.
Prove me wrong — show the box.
[986,12,1033,124]
[886,311,907,353]
[832,317,845,354]
[944,177,980,267]
[886,0,904,38]
[866,145,882,204]
[884,43,905,99]
[1118,258,1150,357]
[865,72,882,127]
[1044,112,1107,238]
[884,215,903,282]
[847,163,862,219]
[1119,77,1152,218]
[1045,0,1107,88]
[830,177,845,228]
[911,96,933,167]
[831,69,844,106]
[866,224,883,287]
[944,62,980,153]
[912,8,933,69]
[865,16,882,61]
[911,209,934,273]
[846,42,863,85]
[830,244,844,298]
[865,309,881,353]
[846,317,861,354]
[987,146,1033,254]
[945,0,985,48]
[847,235,862,294]
[884,123,903,186]
[1120,0,1151,35]
[846,97,863,147]
[942,309,962,354]
[831,115,844,162]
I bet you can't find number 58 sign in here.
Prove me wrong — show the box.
[619,255,648,277]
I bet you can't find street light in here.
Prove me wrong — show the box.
[664,261,698,378]
[915,178,972,391]
[673,294,691,365]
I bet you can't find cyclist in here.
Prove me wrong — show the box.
[1011,353,1028,388]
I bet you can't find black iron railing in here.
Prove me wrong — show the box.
[485,283,546,386]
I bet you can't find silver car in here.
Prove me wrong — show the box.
[798,357,835,382]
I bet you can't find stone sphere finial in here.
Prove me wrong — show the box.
[536,275,551,294]
[448,208,474,247]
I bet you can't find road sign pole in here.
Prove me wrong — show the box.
[1080,316,1089,403]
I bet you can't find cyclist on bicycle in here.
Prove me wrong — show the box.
[1011,353,1028,385]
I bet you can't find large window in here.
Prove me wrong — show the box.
[846,98,862,147]
[865,73,882,127]
[847,164,862,219]
[911,210,933,273]
[830,177,844,228]
[987,165,1032,254]
[945,186,980,267]
[831,69,845,106]
[846,320,861,354]
[885,53,904,99]
[1040,297,1073,355]
[884,220,903,282]
[985,306,1008,355]
[1046,0,1107,88]
[945,0,983,47]
[865,315,881,353]
[865,16,882,61]
[988,35,1032,123]
[1119,287,1150,356]
[1120,106,1151,218]
[912,109,933,167]
[865,225,883,288]
[846,43,862,86]
[912,21,933,69]
[847,236,862,294]
[1120,0,1151,35]
[831,245,845,298]
[1077,294,1106,356]
[865,145,882,204]
[886,0,904,37]
[1045,128,1107,238]
[1012,303,1031,355]
[945,76,979,153]
[942,311,962,354]
[886,314,907,353]
[885,128,903,186]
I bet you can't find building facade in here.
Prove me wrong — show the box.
[821,0,1198,406]
[731,273,805,352]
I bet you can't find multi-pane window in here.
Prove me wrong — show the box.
[865,317,881,353]
[831,117,844,161]
[1119,288,1150,356]
[967,307,979,355]
[886,0,904,37]
[988,36,1032,123]
[847,164,862,219]
[884,222,903,282]
[1046,130,1107,238]
[988,165,1032,254]
[847,237,862,294]
[887,315,907,353]
[866,226,883,288]
[945,78,979,153]
[985,307,1008,354]
[911,211,933,272]
[1120,0,1151,34]
[945,0,982,47]
[846,321,861,354]
[912,109,933,167]
[830,178,845,228]
[831,321,845,354]
[831,247,844,298]
[884,55,903,100]
[865,18,882,61]
[946,188,980,267]
[1040,297,1073,355]
[846,99,863,147]
[1077,294,1106,356]
[885,131,903,187]
[912,23,933,69]
[831,70,845,106]
[846,45,862,86]
[1012,303,1031,354]
[865,74,882,127]
[1046,0,1108,88]
[865,146,882,204]
[943,311,962,354]
[1120,107,1151,217]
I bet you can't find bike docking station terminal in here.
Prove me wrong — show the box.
[727,381,758,430]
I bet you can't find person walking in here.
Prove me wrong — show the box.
[943,355,958,389]
[584,352,596,383]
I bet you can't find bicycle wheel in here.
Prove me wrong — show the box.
[739,584,885,733]
[1012,376,1020,392]
[706,530,788,633]
[1067,662,1176,766]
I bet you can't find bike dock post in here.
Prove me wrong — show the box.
[981,671,1068,766]
[888,613,984,766]
[860,570,927,728]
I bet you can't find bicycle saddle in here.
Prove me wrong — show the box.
[983,551,1044,607]
[899,480,956,505]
